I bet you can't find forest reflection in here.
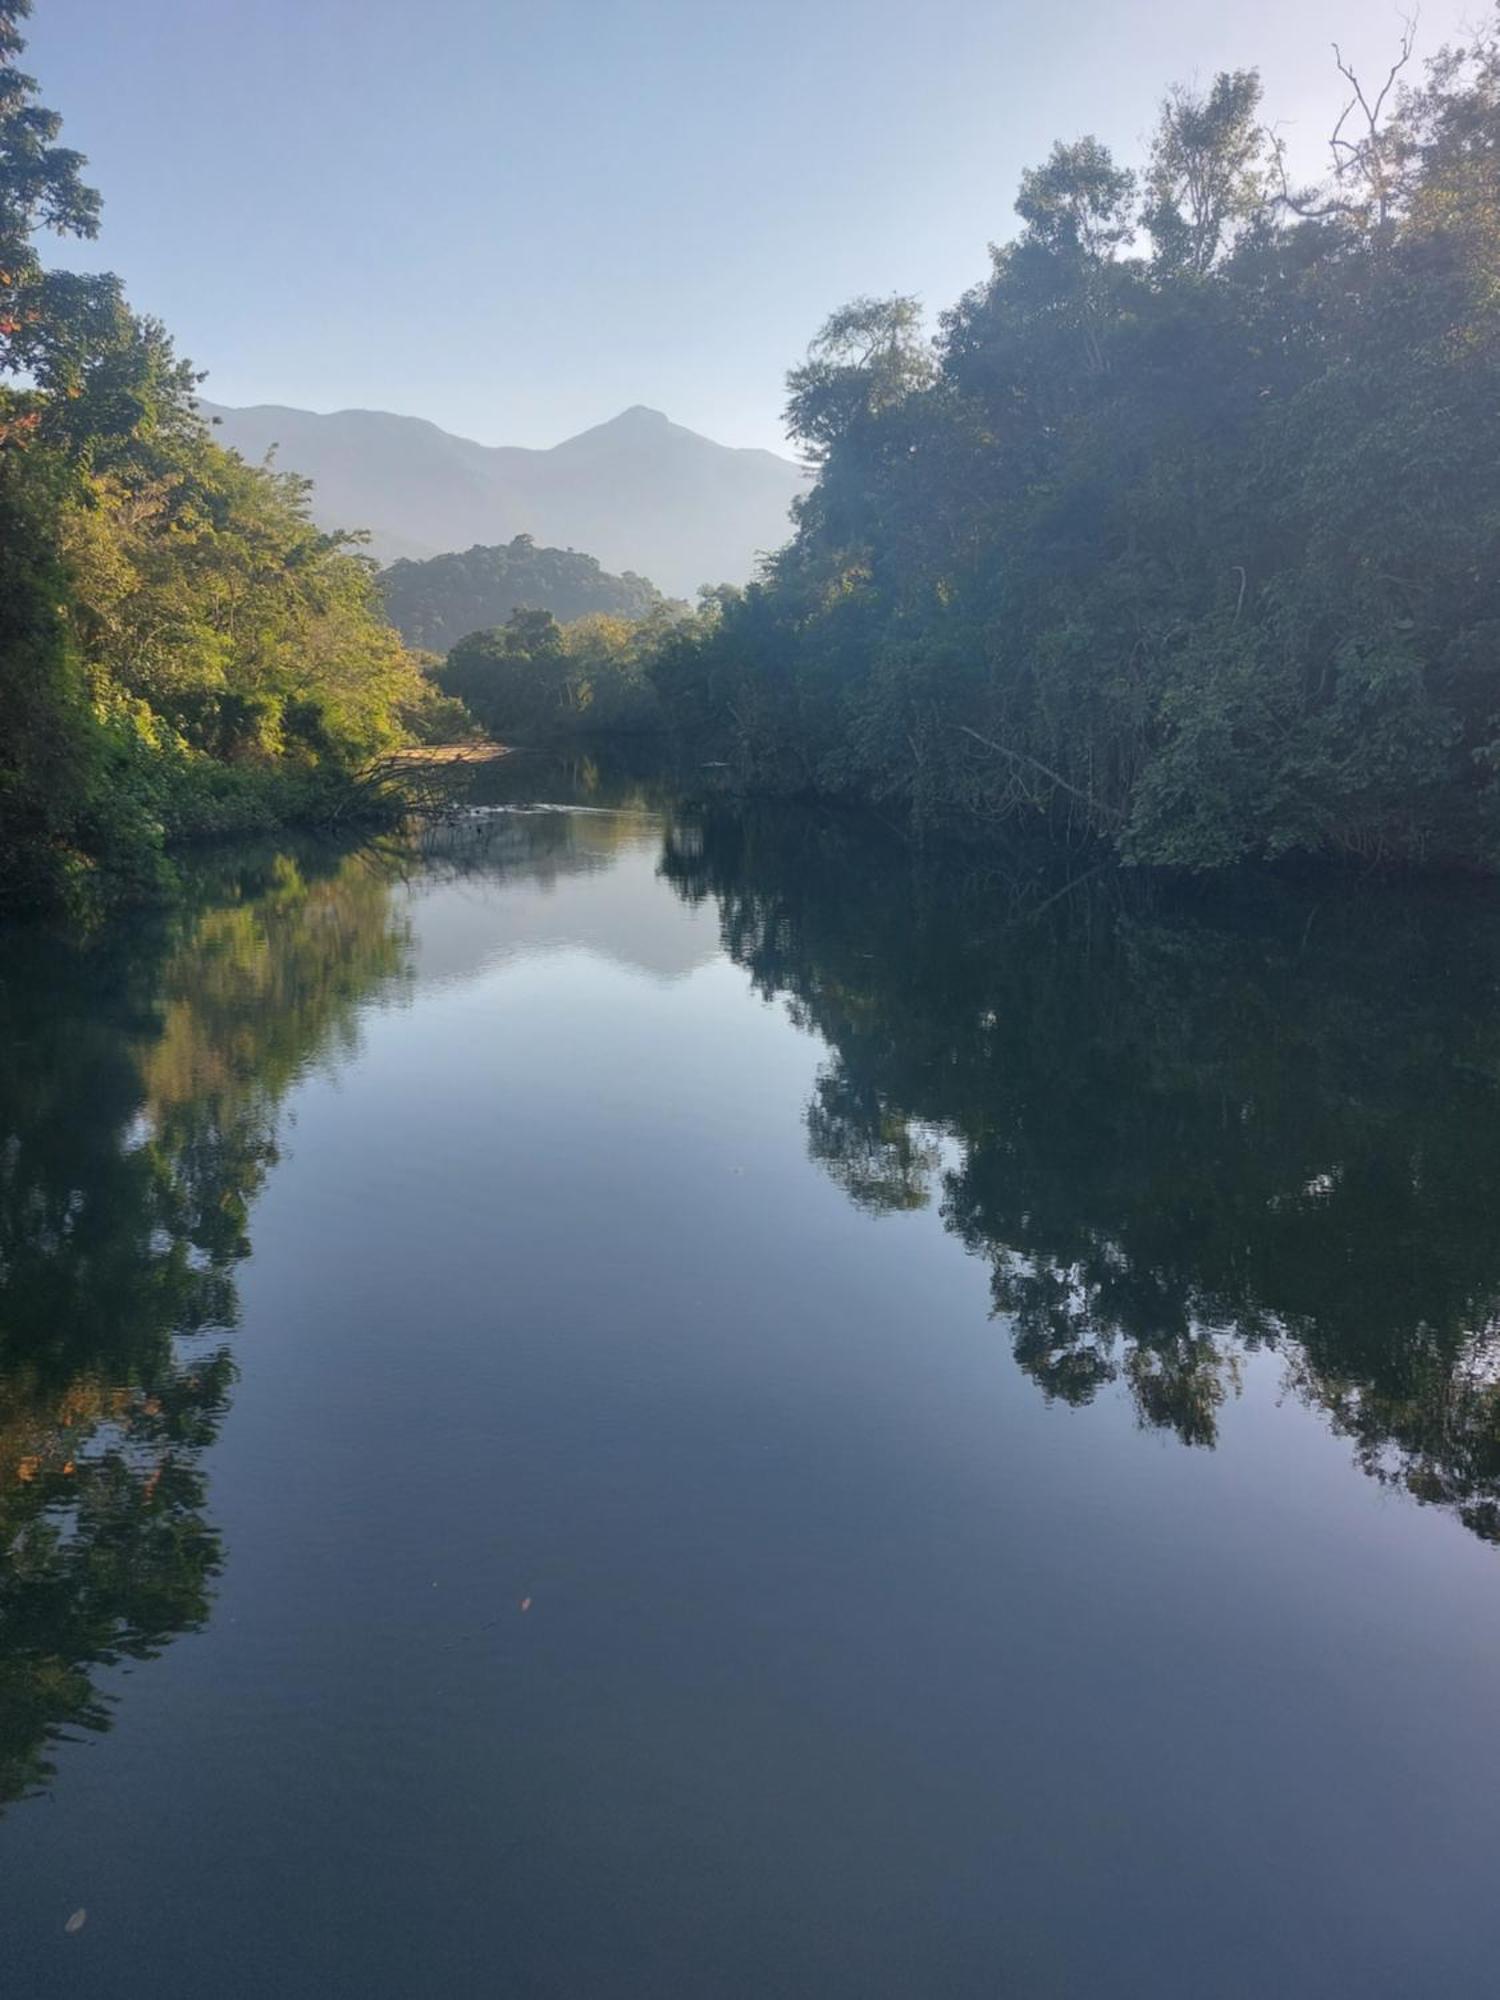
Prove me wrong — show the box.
[8,775,1500,1814]
[0,846,410,1806]
[661,804,1500,1545]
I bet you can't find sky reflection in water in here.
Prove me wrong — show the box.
[3,755,1500,1997]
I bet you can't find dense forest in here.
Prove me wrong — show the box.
[0,0,436,914]
[379,535,675,653]
[438,603,677,741]
[11,0,1500,902]
[652,19,1500,871]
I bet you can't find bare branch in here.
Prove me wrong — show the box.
[1276,21,1419,230]
[1370,15,1419,125]
[951,724,1126,823]
[1268,130,1361,221]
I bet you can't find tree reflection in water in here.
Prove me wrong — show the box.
[8,776,1500,1818]
[0,847,410,1804]
[662,803,1500,1543]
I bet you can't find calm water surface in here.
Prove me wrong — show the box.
[4,755,1500,1996]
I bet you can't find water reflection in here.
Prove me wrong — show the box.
[661,804,1500,1543]
[411,753,722,985]
[0,848,410,1803]
[7,768,1500,1836]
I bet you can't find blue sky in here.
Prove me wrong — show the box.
[26,0,1481,452]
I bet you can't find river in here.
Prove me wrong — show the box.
[3,753,1500,1996]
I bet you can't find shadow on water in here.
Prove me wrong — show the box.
[0,843,412,1806]
[660,800,1500,1544]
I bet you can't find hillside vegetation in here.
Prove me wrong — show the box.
[652,21,1500,871]
[379,535,674,653]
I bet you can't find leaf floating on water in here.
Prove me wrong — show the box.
[519,1597,532,1613]
[64,1909,86,1934]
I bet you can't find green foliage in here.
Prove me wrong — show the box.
[380,533,675,654]
[0,454,104,908]
[783,295,936,461]
[441,603,669,742]
[656,18,1500,872]
[397,672,481,748]
[0,0,101,393]
[1145,71,1266,273]
[0,2,427,913]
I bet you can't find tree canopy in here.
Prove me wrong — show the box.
[379,535,674,655]
[440,603,673,742]
[0,0,431,912]
[652,17,1500,872]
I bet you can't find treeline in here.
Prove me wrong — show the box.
[651,21,1500,871]
[438,602,682,741]
[380,535,676,654]
[0,0,435,913]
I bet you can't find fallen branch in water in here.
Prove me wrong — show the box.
[320,750,483,826]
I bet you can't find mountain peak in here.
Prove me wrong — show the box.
[546,403,692,461]
[566,404,674,441]
[198,398,804,595]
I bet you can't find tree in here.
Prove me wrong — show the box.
[440,603,667,741]
[1145,71,1267,273]
[1015,136,1137,258]
[440,609,570,740]
[783,295,935,460]
[0,0,101,388]
[0,0,431,912]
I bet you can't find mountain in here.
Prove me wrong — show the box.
[196,401,805,598]
[379,536,675,653]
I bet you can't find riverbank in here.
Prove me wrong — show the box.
[1,745,497,924]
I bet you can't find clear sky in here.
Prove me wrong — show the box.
[25,0,1484,453]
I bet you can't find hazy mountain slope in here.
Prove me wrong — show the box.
[379,536,673,653]
[198,401,804,596]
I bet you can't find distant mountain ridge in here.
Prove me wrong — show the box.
[197,400,804,598]
[379,535,675,654]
